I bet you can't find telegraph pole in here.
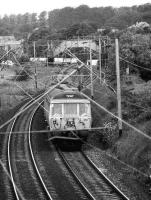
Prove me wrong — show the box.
[90,43,94,99]
[33,41,37,90]
[47,41,50,67]
[99,36,102,84]
[115,38,122,136]
[77,68,81,91]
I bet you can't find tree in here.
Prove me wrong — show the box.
[38,11,47,27]
[107,28,151,82]
[31,13,38,30]
[63,22,97,38]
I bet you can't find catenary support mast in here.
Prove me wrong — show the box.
[115,38,122,136]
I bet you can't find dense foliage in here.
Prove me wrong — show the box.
[1,3,151,81]
[106,24,151,81]
[0,3,151,40]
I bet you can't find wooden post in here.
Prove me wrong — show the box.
[47,41,50,67]
[33,41,37,90]
[90,42,94,99]
[33,41,36,58]
[104,40,106,68]
[78,68,81,91]
[115,38,122,136]
[99,36,102,84]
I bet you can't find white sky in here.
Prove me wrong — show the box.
[0,0,151,16]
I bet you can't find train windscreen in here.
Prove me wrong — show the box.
[64,103,77,115]
[52,104,62,115]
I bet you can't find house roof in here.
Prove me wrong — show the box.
[0,36,22,46]
[0,36,15,42]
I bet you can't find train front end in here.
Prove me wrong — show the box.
[48,91,91,140]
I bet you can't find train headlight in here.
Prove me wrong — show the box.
[80,113,88,119]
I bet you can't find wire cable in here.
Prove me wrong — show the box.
[0,62,85,130]
[80,92,151,141]
[120,57,151,72]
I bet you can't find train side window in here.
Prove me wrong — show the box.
[52,104,62,115]
[79,103,89,116]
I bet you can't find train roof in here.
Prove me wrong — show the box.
[52,91,88,100]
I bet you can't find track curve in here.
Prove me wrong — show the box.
[6,96,53,199]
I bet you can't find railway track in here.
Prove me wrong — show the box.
[57,148,130,200]
[4,96,53,199]
[0,89,130,200]
[28,103,53,200]
[30,108,90,200]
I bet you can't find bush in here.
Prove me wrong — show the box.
[14,65,32,81]
[18,54,30,63]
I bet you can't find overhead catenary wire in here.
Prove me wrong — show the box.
[80,91,151,141]
[123,100,151,112]
[65,48,151,140]
[70,131,149,177]
[11,53,42,87]
[1,41,151,173]
[12,82,50,114]
[0,47,17,61]
[0,52,52,115]
[0,62,85,130]
[10,52,49,89]
[84,139,149,177]
[0,41,150,178]
[1,45,151,142]
[63,49,151,140]
[119,56,151,110]
[120,57,151,72]
[0,127,107,135]
[65,48,116,94]
[1,59,151,180]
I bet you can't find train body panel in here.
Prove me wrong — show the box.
[49,100,91,131]
[44,86,92,140]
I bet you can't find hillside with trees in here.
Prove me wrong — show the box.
[1,3,151,196]
[0,3,151,40]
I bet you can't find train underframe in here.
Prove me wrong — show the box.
[48,130,89,150]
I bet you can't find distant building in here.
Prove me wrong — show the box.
[30,57,47,62]
[87,59,98,66]
[128,22,150,31]
[0,36,23,52]
[54,57,78,64]
[97,28,119,34]
[1,60,14,66]
[97,28,106,33]
[111,28,119,33]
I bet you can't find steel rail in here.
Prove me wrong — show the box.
[28,102,53,200]
[57,147,96,200]
[81,151,130,200]
[7,93,45,200]
[8,118,20,200]
[67,131,130,199]
[7,97,38,200]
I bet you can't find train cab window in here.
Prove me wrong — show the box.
[52,104,62,115]
[79,103,89,116]
[64,103,77,115]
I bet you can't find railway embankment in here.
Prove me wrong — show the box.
[84,78,151,198]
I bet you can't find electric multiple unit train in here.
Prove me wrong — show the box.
[44,87,92,141]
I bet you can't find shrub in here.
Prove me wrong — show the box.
[14,65,32,81]
[18,54,30,63]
